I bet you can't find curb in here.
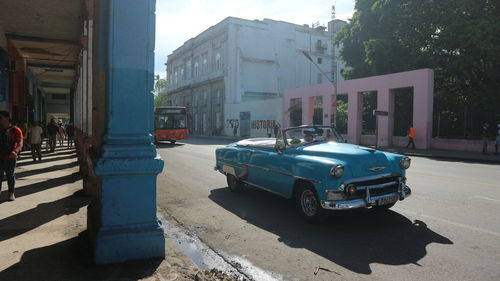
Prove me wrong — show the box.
[384,149,500,164]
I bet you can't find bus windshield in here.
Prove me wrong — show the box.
[155,107,187,130]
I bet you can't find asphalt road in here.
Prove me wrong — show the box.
[156,137,500,281]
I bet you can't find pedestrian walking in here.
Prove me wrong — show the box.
[57,123,66,146]
[47,119,59,152]
[66,123,75,148]
[406,123,416,149]
[274,123,280,138]
[233,125,238,137]
[0,111,23,201]
[28,121,43,162]
[495,123,499,155]
[481,123,489,155]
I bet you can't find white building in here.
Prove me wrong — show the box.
[328,19,347,82]
[165,17,332,137]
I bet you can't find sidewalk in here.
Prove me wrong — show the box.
[0,146,243,281]
[383,146,500,164]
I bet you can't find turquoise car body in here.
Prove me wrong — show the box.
[215,131,411,210]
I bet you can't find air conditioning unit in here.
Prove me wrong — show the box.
[8,60,18,72]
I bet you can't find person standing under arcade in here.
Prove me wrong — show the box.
[0,111,23,201]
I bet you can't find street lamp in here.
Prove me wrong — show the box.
[302,50,338,127]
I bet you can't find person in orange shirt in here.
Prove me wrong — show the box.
[0,111,23,201]
[406,123,416,149]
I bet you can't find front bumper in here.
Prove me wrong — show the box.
[321,185,411,210]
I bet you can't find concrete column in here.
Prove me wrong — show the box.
[283,95,291,127]
[322,94,332,126]
[413,69,434,149]
[376,88,393,147]
[347,92,362,144]
[89,0,164,264]
[301,97,310,126]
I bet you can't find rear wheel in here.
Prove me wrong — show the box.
[226,174,245,192]
[295,183,326,223]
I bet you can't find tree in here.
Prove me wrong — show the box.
[289,103,302,126]
[154,93,168,107]
[336,0,500,136]
[154,74,167,94]
[313,104,323,125]
[153,74,168,107]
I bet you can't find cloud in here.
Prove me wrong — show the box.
[154,0,355,74]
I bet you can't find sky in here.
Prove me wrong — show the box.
[154,0,355,78]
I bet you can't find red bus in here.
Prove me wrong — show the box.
[154,106,188,144]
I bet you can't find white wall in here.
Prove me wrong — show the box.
[224,98,283,137]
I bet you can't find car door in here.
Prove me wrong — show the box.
[245,147,296,197]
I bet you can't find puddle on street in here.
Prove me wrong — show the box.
[159,215,283,281]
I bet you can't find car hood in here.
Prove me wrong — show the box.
[293,142,393,177]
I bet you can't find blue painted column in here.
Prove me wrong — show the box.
[89,0,164,264]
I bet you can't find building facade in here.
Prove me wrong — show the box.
[165,17,333,137]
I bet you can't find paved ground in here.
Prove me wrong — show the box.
[0,146,220,281]
[156,137,500,281]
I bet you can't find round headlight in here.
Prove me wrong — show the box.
[330,164,344,178]
[400,157,411,169]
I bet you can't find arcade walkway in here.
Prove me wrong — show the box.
[0,147,199,281]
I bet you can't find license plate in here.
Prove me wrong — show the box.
[377,195,398,206]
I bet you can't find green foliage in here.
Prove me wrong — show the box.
[336,0,500,114]
[313,104,323,125]
[289,103,302,126]
[334,97,348,134]
[154,94,168,107]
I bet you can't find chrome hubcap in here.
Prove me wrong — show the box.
[301,190,317,217]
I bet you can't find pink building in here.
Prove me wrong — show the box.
[284,69,434,149]
[284,68,489,152]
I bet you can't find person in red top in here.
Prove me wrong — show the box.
[0,111,23,201]
[406,123,416,149]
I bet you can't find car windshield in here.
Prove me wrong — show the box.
[283,126,344,147]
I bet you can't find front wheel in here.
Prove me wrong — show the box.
[295,183,326,223]
[372,202,396,211]
[226,174,245,192]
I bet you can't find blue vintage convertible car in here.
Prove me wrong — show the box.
[214,125,412,221]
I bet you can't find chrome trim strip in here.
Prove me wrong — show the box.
[342,172,400,185]
[240,180,291,199]
[244,163,322,184]
[321,186,411,210]
[355,181,398,190]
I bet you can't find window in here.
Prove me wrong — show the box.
[215,111,221,128]
[203,92,207,104]
[193,95,198,106]
[185,59,191,79]
[180,68,184,80]
[174,71,178,86]
[194,58,199,77]
[215,53,221,71]
[317,57,322,64]
[317,73,323,84]
[216,90,220,104]
[202,57,207,74]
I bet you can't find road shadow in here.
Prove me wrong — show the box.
[0,190,90,242]
[208,186,453,274]
[0,172,81,202]
[0,230,164,281]
[16,162,79,179]
[17,154,77,167]
[155,142,185,149]
[178,138,236,146]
